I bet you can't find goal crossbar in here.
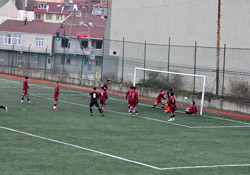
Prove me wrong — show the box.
[133,67,206,115]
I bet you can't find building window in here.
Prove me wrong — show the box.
[0,52,4,61]
[36,13,41,20]
[4,34,11,45]
[17,54,22,62]
[0,33,21,45]
[46,14,52,20]
[65,5,73,11]
[76,11,81,17]
[96,40,103,49]
[81,40,88,49]
[12,34,21,45]
[36,38,44,47]
[57,15,62,21]
[61,39,70,48]
[38,3,47,9]
[0,33,3,44]
[97,7,102,15]
[33,54,38,63]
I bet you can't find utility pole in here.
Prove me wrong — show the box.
[216,0,221,96]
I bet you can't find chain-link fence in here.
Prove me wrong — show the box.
[0,39,249,100]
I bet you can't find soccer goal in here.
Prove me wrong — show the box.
[133,67,206,115]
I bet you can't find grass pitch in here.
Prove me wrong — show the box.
[0,77,250,175]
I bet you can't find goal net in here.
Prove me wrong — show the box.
[133,67,206,115]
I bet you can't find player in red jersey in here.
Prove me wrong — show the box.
[152,90,166,108]
[99,86,108,112]
[21,76,32,104]
[167,92,176,121]
[126,85,134,111]
[164,89,173,112]
[186,101,198,115]
[53,81,60,110]
[128,86,139,117]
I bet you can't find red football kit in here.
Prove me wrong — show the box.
[126,89,133,103]
[128,89,138,108]
[155,92,165,104]
[99,89,108,106]
[54,85,60,101]
[168,96,176,113]
[23,80,29,95]
[188,105,197,114]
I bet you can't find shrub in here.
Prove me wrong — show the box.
[229,80,250,100]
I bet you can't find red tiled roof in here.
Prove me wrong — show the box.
[0,20,60,35]
[63,10,106,27]
[96,1,110,7]
[58,25,105,39]
[47,2,64,13]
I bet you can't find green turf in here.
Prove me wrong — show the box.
[0,77,250,175]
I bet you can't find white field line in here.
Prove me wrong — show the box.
[0,125,161,170]
[2,78,250,127]
[191,125,250,129]
[160,164,250,170]
[1,125,250,171]
[202,114,250,125]
[31,94,191,128]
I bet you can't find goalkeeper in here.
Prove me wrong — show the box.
[186,101,198,115]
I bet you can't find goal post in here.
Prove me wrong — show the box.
[133,67,206,115]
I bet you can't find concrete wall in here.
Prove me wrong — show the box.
[109,0,250,48]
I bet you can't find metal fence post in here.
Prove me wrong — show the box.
[27,44,31,76]
[62,30,66,76]
[193,41,197,94]
[44,47,48,79]
[81,55,84,78]
[101,37,104,81]
[222,44,226,97]
[167,37,171,86]
[143,40,146,84]
[121,37,125,83]
[11,44,15,75]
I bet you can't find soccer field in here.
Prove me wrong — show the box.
[0,76,250,175]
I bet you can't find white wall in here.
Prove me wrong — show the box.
[109,0,250,48]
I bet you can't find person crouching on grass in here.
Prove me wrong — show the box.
[87,87,104,116]
[186,101,198,115]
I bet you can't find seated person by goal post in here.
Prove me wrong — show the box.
[133,67,206,115]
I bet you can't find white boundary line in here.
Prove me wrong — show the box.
[1,78,250,128]
[160,164,250,170]
[1,125,250,171]
[0,125,161,170]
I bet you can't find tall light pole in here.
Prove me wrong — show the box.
[83,23,90,50]
[216,0,221,96]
